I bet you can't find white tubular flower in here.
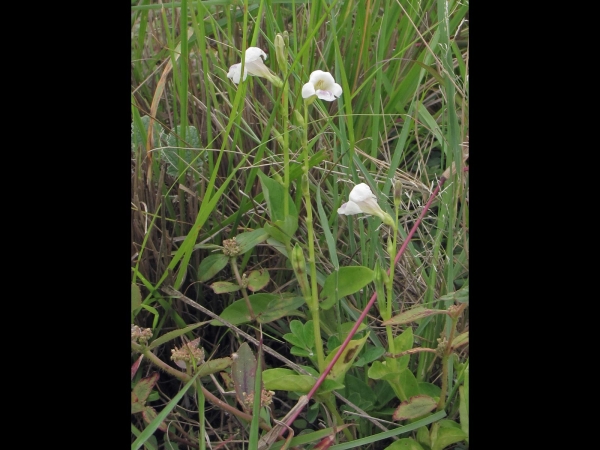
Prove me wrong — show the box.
[227,47,282,87]
[337,183,395,227]
[301,70,342,101]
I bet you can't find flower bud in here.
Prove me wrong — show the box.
[291,243,310,297]
[301,172,309,195]
[293,109,305,128]
[394,179,402,208]
[275,33,287,73]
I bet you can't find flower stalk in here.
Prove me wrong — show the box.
[302,100,325,371]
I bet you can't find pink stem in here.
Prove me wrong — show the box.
[284,175,449,428]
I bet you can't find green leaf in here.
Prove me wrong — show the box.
[235,228,269,254]
[395,367,421,401]
[439,285,469,304]
[257,296,305,324]
[282,333,304,348]
[231,343,256,413]
[262,368,343,394]
[302,320,315,349]
[132,283,142,312]
[416,426,431,449]
[325,332,370,383]
[162,125,204,177]
[383,438,426,450]
[196,357,232,377]
[246,269,270,292]
[354,345,386,367]
[289,319,304,338]
[210,281,241,294]
[459,365,469,440]
[132,372,159,407]
[345,374,375,412]
[198,253,229,282]
[147,322,204,350]
[264,216,298,245]
[393,395,438,421]
[210,294,274,326]
[290,347,312,357]
[368,361,400,381]
[131,115,163,152]
[452,331,469,349]
[430,420,468,450]
[417,382,441,400]
[381,306,448,326]
[389,327,414,370]
[257,171,298,223]
[319,266,375,310]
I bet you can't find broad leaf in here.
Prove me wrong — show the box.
[162,125,204,178]
[262,368,344,394]
[198,253,229,282]
[132,372,159,410]
[231,343,257,412]
[325,333,370,383]
[383,438,426,450]
[381,306,448,326]
[452,331,469,349]
[319,266,375,310]
[210,294,274,326]
[210,281,241,294]
[430,420,468,450]
[393,395,438,421]
[131,283,142,312]
[235,228,269,254]
[197,357,232,377]
[258,171,298,227]
[257,296,305,323]
[148,322,205,350]
[246,269,270,292]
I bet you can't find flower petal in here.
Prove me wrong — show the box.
[245,58,272,78]
[309,70,334,86]
[315,90,337,101]
[349,183,375,202]
[227,63,246,84]
[245,47,267,63]
[330,83,343,98]
[302,82,316,98]
[337,201,363,215]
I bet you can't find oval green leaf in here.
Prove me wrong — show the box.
[393,395,438,421]
[246,269,270,292]
[198,253,229,282]
[381,306,448,326]
[319,266,375,310]
[210,281,241,294]
[210,294,275,326]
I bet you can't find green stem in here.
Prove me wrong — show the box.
[230,257,255,319]
[385,217,399,371]
[322,394,353,441]
[196,378,205,450]
[281,64,290,217]
[303,101,325,372]
[437,303,467,411]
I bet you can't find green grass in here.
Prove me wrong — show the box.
[131,0,468,448]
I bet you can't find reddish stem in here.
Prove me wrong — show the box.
[284,176,448,428]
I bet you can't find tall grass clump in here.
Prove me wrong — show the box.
[131,1,468,449]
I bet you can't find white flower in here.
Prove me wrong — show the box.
[301,70,342,101]
[227,47,282,87]
[337,183,394,227]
